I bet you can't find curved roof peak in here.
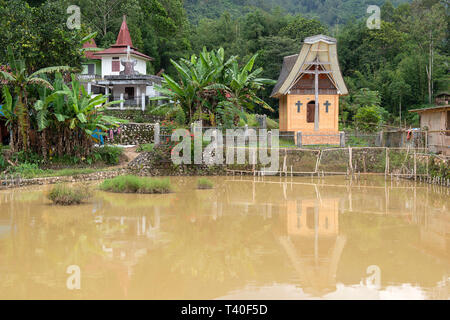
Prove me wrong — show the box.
[304,34,337,44]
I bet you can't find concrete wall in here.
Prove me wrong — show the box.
[279,94,340,145]
[285,94,339,132]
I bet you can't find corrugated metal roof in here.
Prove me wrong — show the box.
[270,54,298,97]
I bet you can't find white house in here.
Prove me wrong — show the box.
[82,15,162,110]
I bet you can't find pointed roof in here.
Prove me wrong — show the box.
[114,15,133,47]
[271,35,348,98]
[82,39,101,60]
[94,15,153,61]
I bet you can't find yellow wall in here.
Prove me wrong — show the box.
[279,94,339,132]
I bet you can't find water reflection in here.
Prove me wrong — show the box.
[0,176,448,299]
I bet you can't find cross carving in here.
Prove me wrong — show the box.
[295,100,303,113]
[324,100,331,113]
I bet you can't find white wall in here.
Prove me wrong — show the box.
[100,54,147,78]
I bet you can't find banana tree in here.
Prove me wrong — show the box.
[0,47,72,152]
[33,74,125,157]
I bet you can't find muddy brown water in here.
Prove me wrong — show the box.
[0,176,448,299]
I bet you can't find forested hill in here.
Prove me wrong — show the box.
[184,0,410,25]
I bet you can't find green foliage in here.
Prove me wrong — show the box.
[99,175,172,194]
[137,144,155,153]
[197,177,214,189]
[47,183,92,205]
[4,163,45,178]
[353,106,384,133]
[89,146,123,165]
[154,47,275,125]
[0,0,85,71]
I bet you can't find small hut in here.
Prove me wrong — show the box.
[271,35,348,145]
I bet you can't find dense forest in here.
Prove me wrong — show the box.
[1,0,448,128]
[184,0,410,25]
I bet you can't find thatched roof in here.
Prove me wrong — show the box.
[271,34,348,98]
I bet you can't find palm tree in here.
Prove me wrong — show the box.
[0,47,71,152]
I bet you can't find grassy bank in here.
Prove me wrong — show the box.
[99,175,172,194]
[197,178,214,189]
[47,184,92,205]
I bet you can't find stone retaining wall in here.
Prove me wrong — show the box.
[0,169,127,189]
[107,123,156,145]
[104,109,163,123]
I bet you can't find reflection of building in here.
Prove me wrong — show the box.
[280,198,346,296]
[286,199,338,237]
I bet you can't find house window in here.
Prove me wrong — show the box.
[112,57,120,72]
[87,64,95,75]
[307,101,315,123]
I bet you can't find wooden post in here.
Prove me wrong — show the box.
[414,150,417,181]
[348,147,353,174]
[314,65,319,131]
[385,148,389,180]
[141,93,145,111]
[120,93,124,110]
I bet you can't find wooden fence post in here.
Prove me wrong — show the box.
[414,150,417,181]
[385,148,389,180]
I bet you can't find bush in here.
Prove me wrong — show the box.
[99,175,172,194]
[89,146,123,165]
[353,105,384,133]
[197,178,214,189]
[136,143,154,153]
[4,163,45,178]
[47,183,92,205]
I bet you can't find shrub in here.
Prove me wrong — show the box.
[89,146,123,165]
[4,163,44,178]
[47,183,92,205]
[353,105,384,133]
[99,175,172,194]
[197,178,214,189]
[136,143,154,153]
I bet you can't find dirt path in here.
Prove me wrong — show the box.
[115,146,140,169]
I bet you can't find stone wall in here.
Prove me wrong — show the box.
[0,169,127,189]
[107,123,156,145]
[104,109,163,123]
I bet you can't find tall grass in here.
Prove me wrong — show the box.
[197,177,214,189]
[99,175,172,194]
[47,183,92,205]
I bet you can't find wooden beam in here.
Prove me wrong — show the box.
[305,61,331,65]
[314,66,319,131]
[300,70,332,74]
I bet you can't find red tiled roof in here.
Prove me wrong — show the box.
[94,15,153,61]
[82,39,102,60]
[115,15,133,47]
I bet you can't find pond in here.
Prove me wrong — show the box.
[0,176,448,299]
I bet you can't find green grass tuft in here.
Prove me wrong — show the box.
[99,175,172,194]
[136,143,154,153]
[47,183,92,205]
[197,177,214,189]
